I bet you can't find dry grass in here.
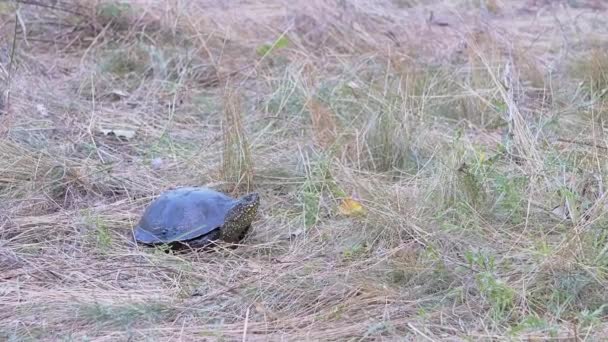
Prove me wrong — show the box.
[2,0,608,340]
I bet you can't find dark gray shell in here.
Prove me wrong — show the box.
[134,187,239,244]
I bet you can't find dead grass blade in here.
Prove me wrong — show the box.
[221,85,254,192]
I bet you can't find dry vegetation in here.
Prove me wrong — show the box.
[2,0,608,340]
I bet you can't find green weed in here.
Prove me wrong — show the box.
[577,304,608,328]
[490,173,528,223]
[341,242,370,262]
[262,70,307,121]
[256,35,290,57]
[82,210,113,252]
[465,250,515,321]
[508,315,549,336]
[100,44,149,77]
[95,1,133,30]
[298,156,330,228]
[77,301,172,328]
[143,134,199,166]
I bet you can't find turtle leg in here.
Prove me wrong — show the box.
[222,225,252,250]
[179,229,221,250]
[176,226,251,252]
[237,225,252,241]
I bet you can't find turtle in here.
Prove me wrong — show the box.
[133,187,260,249]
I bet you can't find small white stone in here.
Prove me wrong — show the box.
[36,104,49,117]
[151,158,164,170]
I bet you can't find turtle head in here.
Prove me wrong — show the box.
[220,192,260,242]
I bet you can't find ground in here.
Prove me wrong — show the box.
[2,0,608,340]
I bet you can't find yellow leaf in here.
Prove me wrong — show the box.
[339,197,365,216]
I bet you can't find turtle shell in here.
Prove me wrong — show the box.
[133,187,239,245]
